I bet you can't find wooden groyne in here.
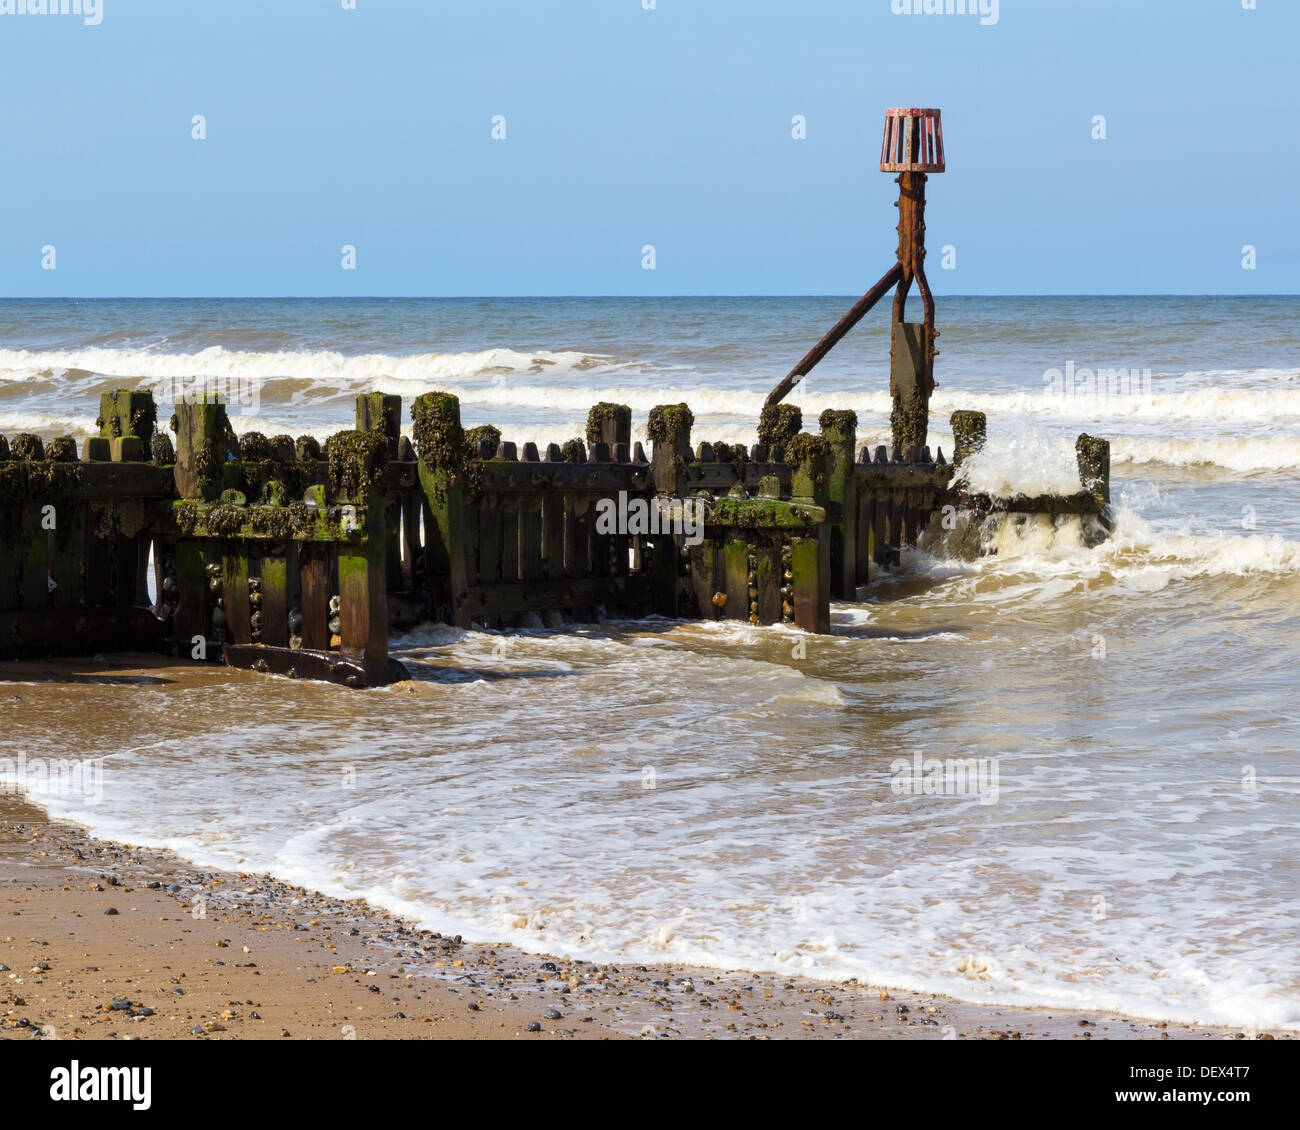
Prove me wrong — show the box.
[0,109,1113,686]
[0,389,1109,686]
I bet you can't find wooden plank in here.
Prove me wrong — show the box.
[566,496,590,579]
[385,498,404,592]
[223,644,407,688]
[567,495,591,618]
[754,540,782,625]
[83,508,112,606]
[0,517,20,610]
[791,533,830,634]
[649,535,679,617]
[479,461,649,494]
[518,490,543,582]
[260,551,289,649]
[338,526,388,681]
[299,543,331,650]
[172,538,208,655]
[542,491,565,579]
[222,550,251,644]
[464,575,648,617]
[688,538,721,620]
[0,607,168,659]
[500,495,520,583]
[821,415,857,599]
[477,495,502,584]
[872,489,889,567]
[856,494,872,585]
[49,501,84,607]
[417,463,470,628]
[19,503,48,611]
[723,536,750,621]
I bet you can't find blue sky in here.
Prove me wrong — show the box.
[0,0,1294,296]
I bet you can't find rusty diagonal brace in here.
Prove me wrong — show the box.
[766,171,937,409]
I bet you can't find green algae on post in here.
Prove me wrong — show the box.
[646,403,695,445]
[586,402,632,444]
[757,403,803,449]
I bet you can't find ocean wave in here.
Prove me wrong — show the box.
[905,506,1300,601]
[1115,435,1300,473]
[5,347,1300,424]
[0,344,628,385]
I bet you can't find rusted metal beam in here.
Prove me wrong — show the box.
[765,262,902,408]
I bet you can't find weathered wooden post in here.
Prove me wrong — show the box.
[356,393,402,456]
[0,436,17,612]
[588,403,633,585]
[786,434,832,634]
[98,390,156,463]
[412,392,471,628]
[647,404,694,617]
[174,394,226,502]
[587,402,632,451]
[949,410,987,469]
[1076,434,1111,508]
[329,430,391,684]
[355,393,404,592]
[757,404,802,457]
[8,435,48,612]
[819,409,857,598]
[172,393,226,653]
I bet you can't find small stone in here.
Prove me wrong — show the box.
[103,907,119,916]
[544,1008,563,1020]
[526,1021,541,1032]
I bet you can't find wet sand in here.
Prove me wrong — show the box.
[1,801,1288,1041]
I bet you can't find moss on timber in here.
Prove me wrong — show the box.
[818,409,858,435]
[585,402,631,443]
[325,429,387,502]
[757,404,802,448]
[646,404,694,445]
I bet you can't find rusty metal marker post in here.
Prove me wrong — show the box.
[766,108,945,452]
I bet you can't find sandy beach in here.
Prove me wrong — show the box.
[1,798,1287,1042]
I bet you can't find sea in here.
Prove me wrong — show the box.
[2,295,1298,1031]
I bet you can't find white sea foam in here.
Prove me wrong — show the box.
[953,428,1083,497]
[1115,434,1300,474]
[5,347,1300,426]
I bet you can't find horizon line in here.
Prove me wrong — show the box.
[3,293,1299,302]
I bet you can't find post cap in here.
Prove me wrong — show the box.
[881,108,945,173]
